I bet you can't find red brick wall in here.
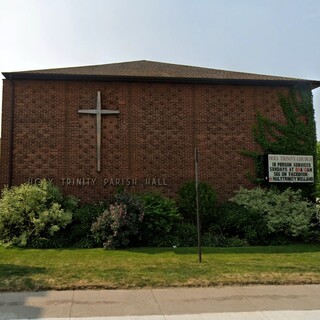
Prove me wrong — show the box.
[0,80,13,188]
[0,79,289,203]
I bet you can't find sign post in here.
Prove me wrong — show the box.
[194,148,202,263]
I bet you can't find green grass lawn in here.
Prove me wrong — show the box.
[1,244,320,291]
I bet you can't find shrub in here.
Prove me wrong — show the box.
[53,202,106,248]
[231,187,317,241]
[28,236,70,249]
[0,180,74,247]
[92,203,125,248]
[215,202,269,245]
[177,181,216,227]
[202,228,249,247]
[91,192,144,249]
[172,223,198,247]
[155,223,198,248]
[138,193,181,247]
[113,191,145,246]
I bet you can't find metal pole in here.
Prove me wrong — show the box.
[195,148,202,263]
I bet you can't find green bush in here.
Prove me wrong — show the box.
[53,202,106,248]
[231,187,317,241]
[202,226,249,247]
[172,223,198,247]
[155,223,198,248]
[0,180,75,247]
[215,202,269,245]
[138,193,181,247]
[91,192,144,249]
[28,236,70,249]
[177,181,216,227]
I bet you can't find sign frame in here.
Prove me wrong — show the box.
[265,154,314,183]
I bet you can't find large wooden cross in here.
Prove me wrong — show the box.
[78,91,120,172]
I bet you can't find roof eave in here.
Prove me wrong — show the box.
[3,72,320,89]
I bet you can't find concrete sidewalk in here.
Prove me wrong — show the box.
[1,285,320,320]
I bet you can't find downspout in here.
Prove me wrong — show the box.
[8,75,15,187]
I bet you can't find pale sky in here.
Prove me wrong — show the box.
[0,0,320,137]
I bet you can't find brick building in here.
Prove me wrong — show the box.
[1,60,319,202]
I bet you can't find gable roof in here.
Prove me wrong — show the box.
[3,60,320,88]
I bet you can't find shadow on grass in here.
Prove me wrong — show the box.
[0,264,46,277]
[124,244,320,255]
[0,264,47,292]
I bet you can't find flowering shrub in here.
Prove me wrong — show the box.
[91,193,144,249]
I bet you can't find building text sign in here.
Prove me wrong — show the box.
[267,154,314,183]
[27,177,168,187]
